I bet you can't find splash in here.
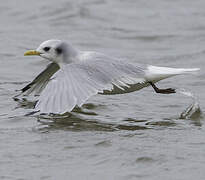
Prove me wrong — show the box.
[177,89,202,119]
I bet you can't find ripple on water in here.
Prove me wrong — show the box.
[95,140,112,147]
[145,120,177,127]
[135,156,154,163]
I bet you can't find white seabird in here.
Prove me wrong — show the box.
[19,39,199,114]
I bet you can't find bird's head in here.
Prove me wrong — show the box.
[24,39,78,64]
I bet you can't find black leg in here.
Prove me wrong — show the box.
[149,82,176,94]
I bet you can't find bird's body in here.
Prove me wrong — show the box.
[18,40,199,114]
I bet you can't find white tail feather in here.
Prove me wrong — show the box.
[145,65,200,82]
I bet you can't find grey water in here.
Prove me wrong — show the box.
[0,0,205,179]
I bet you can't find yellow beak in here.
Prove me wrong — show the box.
[24,50,41,56]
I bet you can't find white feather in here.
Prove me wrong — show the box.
[35,53,148,114]
[145,65,199,82]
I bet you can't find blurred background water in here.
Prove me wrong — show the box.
[0,0,205,179]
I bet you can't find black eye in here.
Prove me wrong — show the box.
[43,47,50,52]
[55,47,62,55]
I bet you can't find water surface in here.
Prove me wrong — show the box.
[0,0,205,179]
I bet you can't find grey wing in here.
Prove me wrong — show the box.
[35,57,147,114]
[17,63,60,97]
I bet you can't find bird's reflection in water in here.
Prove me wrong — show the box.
[14,98,145,132]
[35,103,149,132]
[13,97,36,109]
[14,95,203,131]
[37,112,115,132]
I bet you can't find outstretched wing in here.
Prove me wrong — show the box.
[17,63,60,97]
[35,55,147,114]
